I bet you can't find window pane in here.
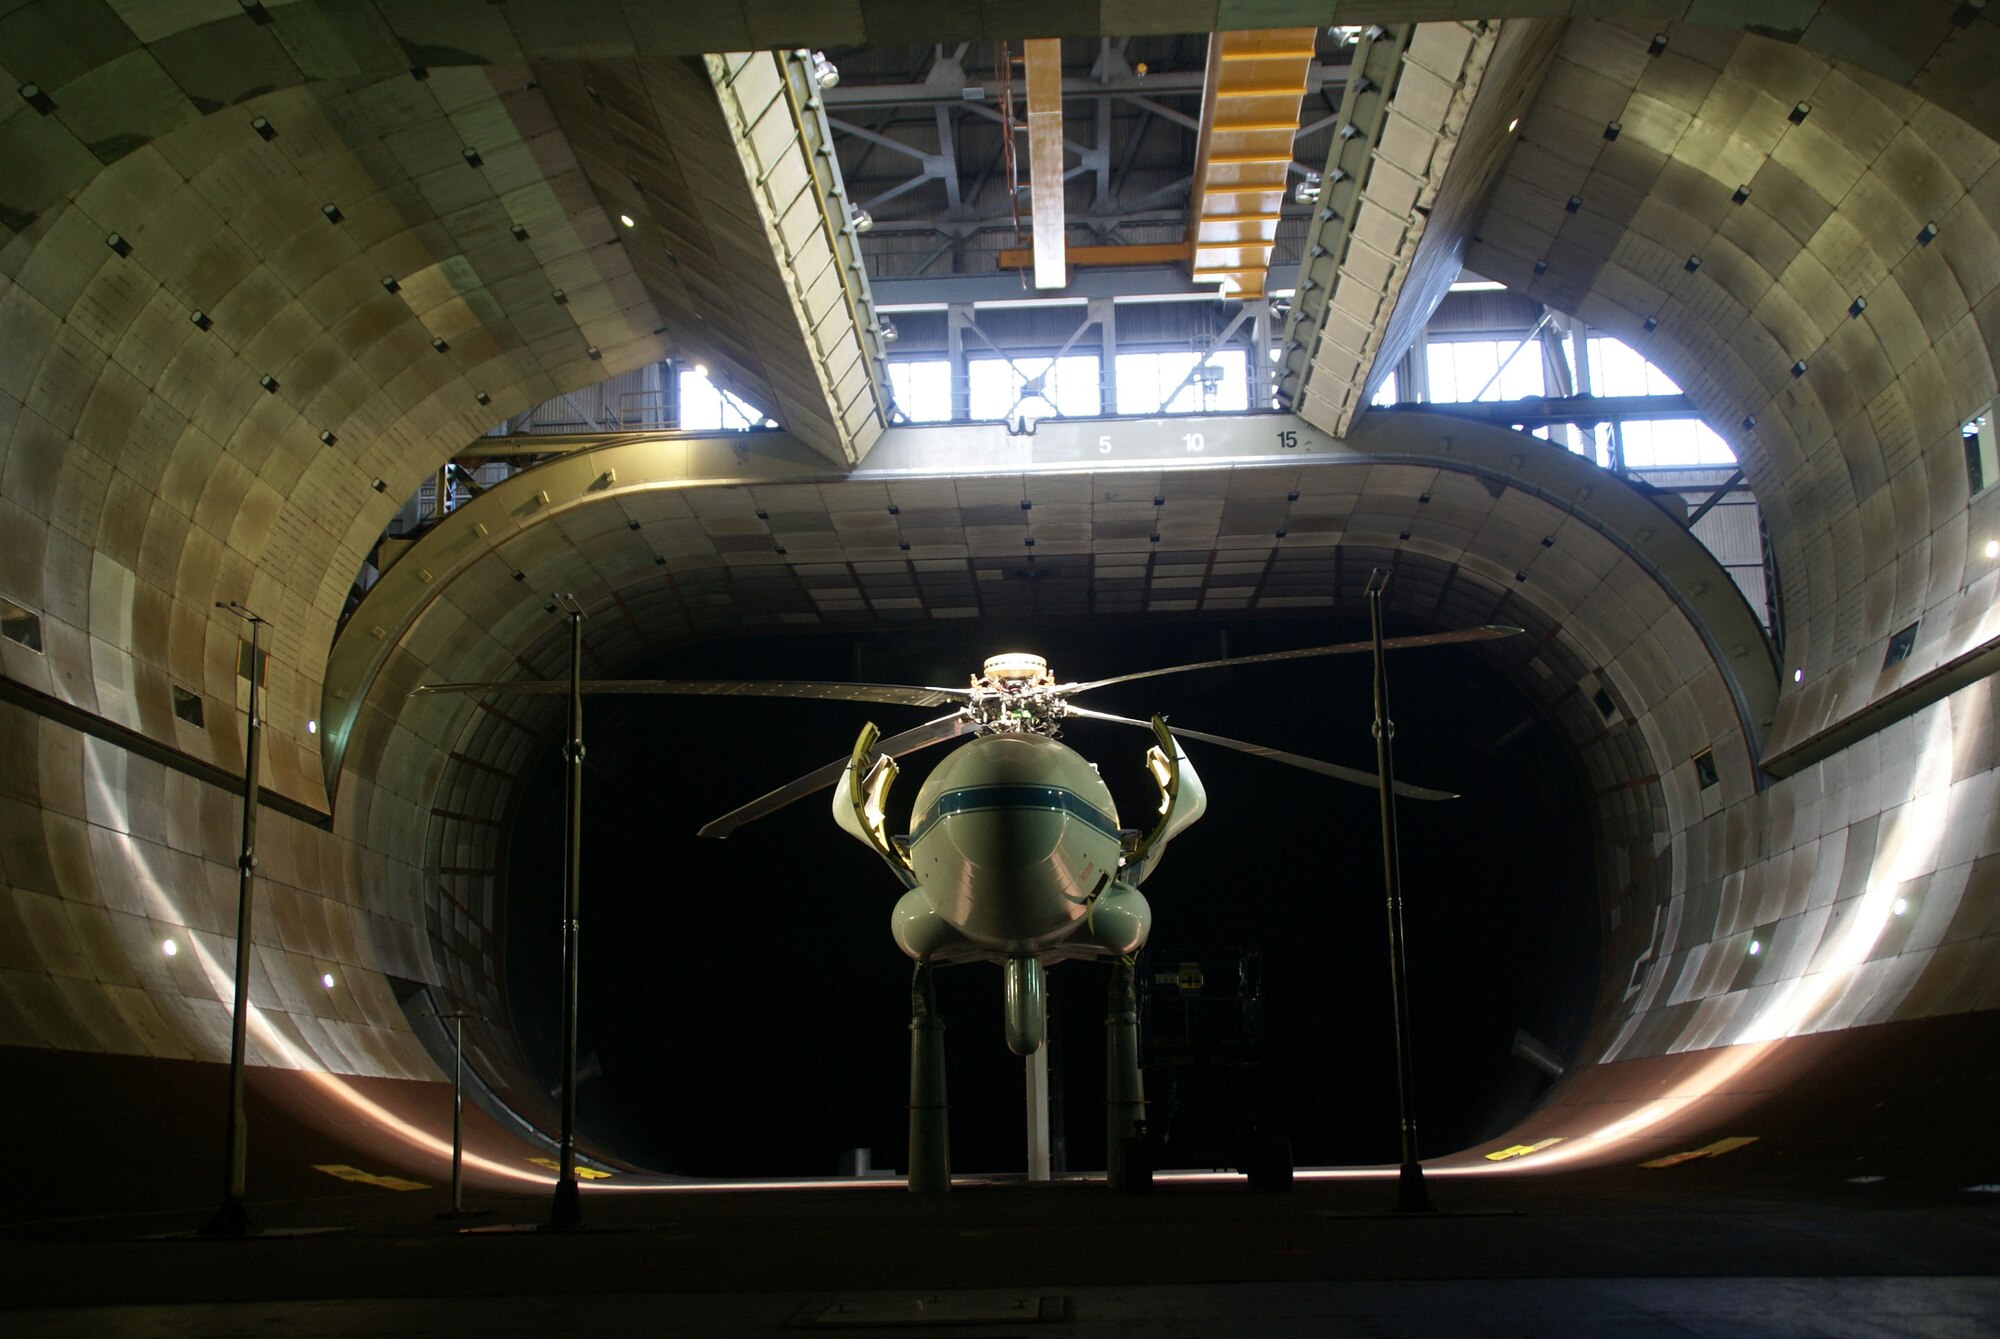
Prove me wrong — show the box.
[677,366,768,430]
[968,355,1100,421]
[1370,370,1399,406]
[889,359,952,422]
[1618,418,1735,467]
[1115,349,1248,414]
[1425,338,1546,402]
[1587,337,1681,396]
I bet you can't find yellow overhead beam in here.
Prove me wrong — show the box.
[995,241,1189,270]
[1184,28,1319,298]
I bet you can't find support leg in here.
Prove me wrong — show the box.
[1105,956,1146,1190]
[907,961,949,1194]
[1025,1043,1050,1182]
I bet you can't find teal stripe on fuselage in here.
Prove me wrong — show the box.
[910,784,1121,846]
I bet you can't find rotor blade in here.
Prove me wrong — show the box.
[1059,625,1524,697]
[1063,706,1459,801]
[412,679,970,709]
[698,712,977,839]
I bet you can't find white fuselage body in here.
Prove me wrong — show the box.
[903,733,1123,955]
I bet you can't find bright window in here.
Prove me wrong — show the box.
[1588,337,1683,396]
[1425,338,1547,402]
[1617,418,1736,467]
[1114,349,1249,415]
[677,366,770,431]
[888,359,952,422]
[968,355,1101,422]
[1370,370,1400,407]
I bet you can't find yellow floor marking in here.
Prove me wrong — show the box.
[1640,1135,1760,1169]
[313,1163,430,1192]
[526,1156,612,1180]
[1484,1137,1565,1162]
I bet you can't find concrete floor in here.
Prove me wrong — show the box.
[4,1170,1995,1337]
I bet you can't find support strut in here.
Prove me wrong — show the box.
[1105,956,1147,1190]
[907,961,950,1193]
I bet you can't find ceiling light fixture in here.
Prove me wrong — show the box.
[618,213,635,227]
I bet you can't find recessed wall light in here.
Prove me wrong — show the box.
[322,972,336,989]
[163,939,178,957]
[1986,538,1999,559]
[618,213,635,227]
[306,719,317,734]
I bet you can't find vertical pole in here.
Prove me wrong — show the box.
[549,598,586,1228]
[203,603,264,1237]
[1249,299,1272,409]
[907,961,950,1193]
[1025,1043,1051,1182]
[435,1008,489,1221]
[451,1013,465,1214]
[1366,569,1433,1213]
[1104,956,1146,1190]
[947,304,971,422]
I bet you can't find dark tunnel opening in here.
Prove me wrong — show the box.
[501,614,1599,1178]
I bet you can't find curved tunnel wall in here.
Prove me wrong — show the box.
[0,4,1993,1180]
[1463,21,2000,1091]
[330,409,1765,1150]
[1472,21,2000,752]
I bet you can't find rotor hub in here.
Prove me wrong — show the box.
[970,653,1060,735]
[980,652,1050,685]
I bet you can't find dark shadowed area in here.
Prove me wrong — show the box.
[505,614,1597,1178]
